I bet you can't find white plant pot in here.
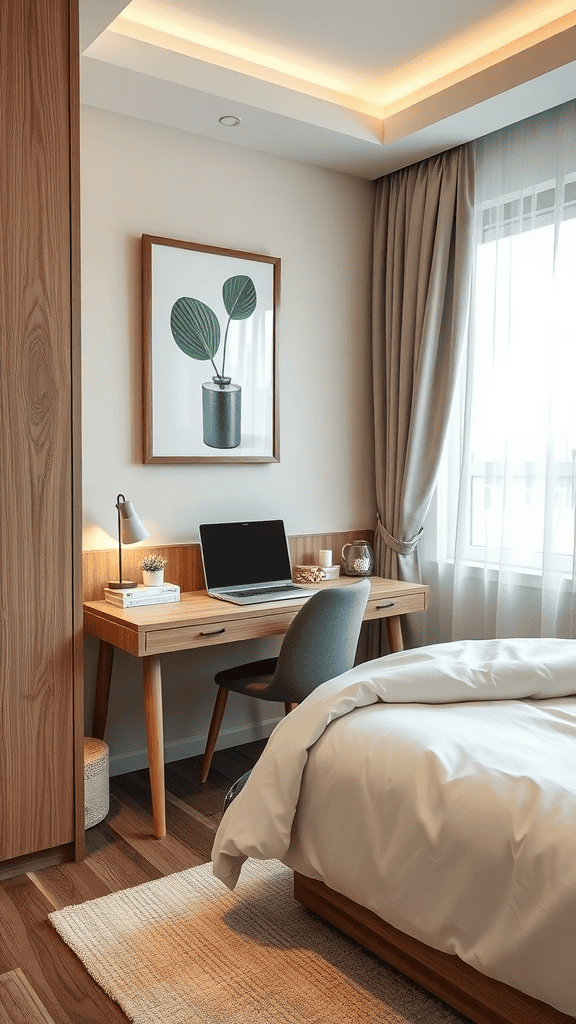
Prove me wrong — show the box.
[142,569,164,586]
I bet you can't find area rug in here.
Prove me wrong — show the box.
[49,859,469,1024]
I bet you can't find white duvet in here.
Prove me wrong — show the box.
[212,638,576,1017]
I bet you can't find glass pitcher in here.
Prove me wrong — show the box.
[341,539,374,576]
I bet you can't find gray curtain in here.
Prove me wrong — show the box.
[372,144,474,646]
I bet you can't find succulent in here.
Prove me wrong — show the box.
[139,555,167,572]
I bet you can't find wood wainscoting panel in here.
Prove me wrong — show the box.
[289,529,374,570]
[82,530,375,602]
[82,544,205,602]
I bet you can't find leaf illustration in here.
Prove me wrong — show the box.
[222,276,257,321]
[170,297,220,361]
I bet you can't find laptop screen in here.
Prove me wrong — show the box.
[199,520,293,590]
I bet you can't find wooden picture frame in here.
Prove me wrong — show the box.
[142,235,280,463]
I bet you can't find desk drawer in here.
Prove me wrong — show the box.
[365,592,427,620]
[145,612,297,654]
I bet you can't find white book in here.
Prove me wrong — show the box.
[104,591,180,608]
[104,583,179,600]
[107,583,179,596]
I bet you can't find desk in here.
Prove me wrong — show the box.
[84,576,428,838]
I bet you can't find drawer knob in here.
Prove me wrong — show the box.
[376,602,395,610]
[200,627,226,636]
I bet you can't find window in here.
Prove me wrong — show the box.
[437,107,576,584]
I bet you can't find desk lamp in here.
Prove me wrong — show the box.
[108,493,149,589]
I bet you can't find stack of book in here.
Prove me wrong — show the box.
[104,583,180,607]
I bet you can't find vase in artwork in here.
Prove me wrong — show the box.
[202,377,241,449]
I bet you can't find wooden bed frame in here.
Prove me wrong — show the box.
[293,872,574,1024]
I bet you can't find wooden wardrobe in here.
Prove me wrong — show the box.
[0,0,84,872]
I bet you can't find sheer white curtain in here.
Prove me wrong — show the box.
[426,101,576,642]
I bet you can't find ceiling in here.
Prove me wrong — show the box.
[79,0,576,178]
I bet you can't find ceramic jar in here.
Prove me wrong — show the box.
[142,568,164,586]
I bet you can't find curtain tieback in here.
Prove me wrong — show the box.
[377,515,423,555]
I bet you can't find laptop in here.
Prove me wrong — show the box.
[199,519,317,605]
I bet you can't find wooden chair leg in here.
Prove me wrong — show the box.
[200,686,229,784]
[285,702,298,714]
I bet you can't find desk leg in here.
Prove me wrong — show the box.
[143,655,166,839]
[93,641,115,740]
[386,615,404,654]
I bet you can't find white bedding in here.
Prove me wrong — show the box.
[211,638,576,1017]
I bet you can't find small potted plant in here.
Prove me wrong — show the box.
[139,554,167,587]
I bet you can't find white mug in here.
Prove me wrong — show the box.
[318,549,332,568]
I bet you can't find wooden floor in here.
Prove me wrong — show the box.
[0,739,266,1024]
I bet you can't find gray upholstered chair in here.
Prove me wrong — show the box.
[200,578,370,784]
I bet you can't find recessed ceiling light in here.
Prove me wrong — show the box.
[219,115,241,127]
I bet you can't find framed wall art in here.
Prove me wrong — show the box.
[142,235,280,463]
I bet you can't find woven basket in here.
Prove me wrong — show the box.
[84,736,109,829]
[292,565,326,583]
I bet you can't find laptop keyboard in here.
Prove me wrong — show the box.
[228,584,300,598]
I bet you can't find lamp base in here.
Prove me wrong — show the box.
[107,580,137,590]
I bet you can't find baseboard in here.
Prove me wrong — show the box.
[108,716,281,777]
[0,843,75,881]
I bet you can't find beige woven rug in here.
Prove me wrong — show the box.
[50,859,469,1024]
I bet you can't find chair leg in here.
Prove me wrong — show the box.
[200,686,229,784]
[284,702,298,714]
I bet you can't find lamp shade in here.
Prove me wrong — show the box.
[107,494,150,590]
[119,500,149,544]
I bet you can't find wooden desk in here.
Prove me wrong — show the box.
[84,576,428,838]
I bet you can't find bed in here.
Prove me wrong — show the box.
[211,638,576,1023]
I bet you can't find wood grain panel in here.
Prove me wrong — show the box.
[82,543,205,602]
[82,529,375,601]
[0,0,80,860]
[289,529,374,569]
[69,0,85,864]
[83,613,141,657]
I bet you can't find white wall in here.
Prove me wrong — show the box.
[81,105,376,774]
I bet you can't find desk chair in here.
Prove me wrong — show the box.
[200,578,370,784]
